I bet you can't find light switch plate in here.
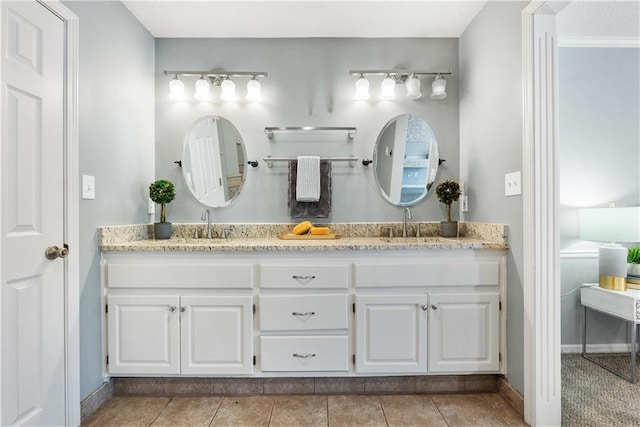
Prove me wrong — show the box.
[505,171,522,197]
[461,195,469,212]
[148,198,155,214]
[82,175,95,199]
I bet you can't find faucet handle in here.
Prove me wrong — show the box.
[415,224,421,238]
[194,227,199,239]
[221,228,232,239]
[385,227,394,238]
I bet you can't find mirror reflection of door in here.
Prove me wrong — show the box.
[184,117,227,207]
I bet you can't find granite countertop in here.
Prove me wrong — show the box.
[98,222,508,253]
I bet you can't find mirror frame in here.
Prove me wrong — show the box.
[372,113,439,207]
[181,115,248,208]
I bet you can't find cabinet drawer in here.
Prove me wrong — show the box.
[260,264,349,289]
[260,336,349,372]
[106,263,253,289]
[259,294,348,331]
[353,261,500,287]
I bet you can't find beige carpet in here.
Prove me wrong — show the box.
[562,353,640,426]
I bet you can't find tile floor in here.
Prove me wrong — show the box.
[83,393,528,426]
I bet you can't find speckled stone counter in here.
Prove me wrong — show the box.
[99,222,508,252]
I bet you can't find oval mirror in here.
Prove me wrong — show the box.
[181,115,247,208]
[373,114,439,206]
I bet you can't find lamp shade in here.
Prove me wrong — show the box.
[380,75,396,100]
[355,75,370,100]
[431,75,447,100]
[579,207,640,243]
[220,78,236,101]
[169,76,185,101]
[405,75,422,100]
[194,76,211,101]
[246,78,261,102]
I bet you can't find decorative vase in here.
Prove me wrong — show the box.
[440,221,458,238]
[154,222,172,239]
[628,263,640,277]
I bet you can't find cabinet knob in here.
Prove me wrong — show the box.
[419,304,429,311]
[292,311,315,317]
[292,353,316,358]
[180,306,186,312]
[168,305,177,312]
[431,304,439,310]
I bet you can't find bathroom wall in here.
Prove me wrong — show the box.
[62,1,155,399]
[458,1,526,394]
[154,38,460,224]
[558,46,640,349]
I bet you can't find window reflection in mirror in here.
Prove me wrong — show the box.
[373,114,439,206]
[181,115,247,207]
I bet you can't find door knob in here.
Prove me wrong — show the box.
[45,245,69,260]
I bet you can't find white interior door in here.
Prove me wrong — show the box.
[1,2,67,425]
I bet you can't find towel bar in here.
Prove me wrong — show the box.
[263,156,358,168]
[264,126,357,140]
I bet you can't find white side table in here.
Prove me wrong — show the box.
[581,284,640,383]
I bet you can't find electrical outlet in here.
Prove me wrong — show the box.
[461,195,469,212]
[82,175,95,199]
[148,198,155,214]
[505,171,522,197]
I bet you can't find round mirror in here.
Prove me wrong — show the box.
[181,115,247,208]
[373,114,439,206]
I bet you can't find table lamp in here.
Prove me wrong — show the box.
[579,206,640,291]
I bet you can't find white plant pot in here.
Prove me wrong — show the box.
[628,263,640,277]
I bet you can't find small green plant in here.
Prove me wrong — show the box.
[628,247,640,264]
[435,179,462,222]
[149,180,175,223]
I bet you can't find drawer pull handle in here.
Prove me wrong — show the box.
[292,275,316,280]
[292,311,316,317]
[293,353,316,358]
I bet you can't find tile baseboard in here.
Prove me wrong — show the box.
[81,380,114,422]
[113,374,501,396]
[497,376,524,417]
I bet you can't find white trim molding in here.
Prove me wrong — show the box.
[37,1,80,425]
[562,343,635,353]
[523,2,562,426]
[559,37,640,48]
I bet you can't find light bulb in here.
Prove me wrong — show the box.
[220,78,236,101]
[246,78,261,102]
[354,75,370,100]
[431,75,447,100]
[380,75,396,100]
[169,76,185,101]
[405,74,422,100]
[194,76,211,101]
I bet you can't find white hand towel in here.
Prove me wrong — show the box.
[296,156,321,202]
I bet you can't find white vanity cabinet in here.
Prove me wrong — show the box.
[101,248,506,378]
[103,254,254,376]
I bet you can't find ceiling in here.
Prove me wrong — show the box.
[121,1,488,38]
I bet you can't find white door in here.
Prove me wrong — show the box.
[107,295,181,375]
[181,295,253,375]
[428,293,500,373]
[355,294,428,373]
[1,2,67,425]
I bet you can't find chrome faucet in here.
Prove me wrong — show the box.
[402,207,412,238]
[201,209,212,239]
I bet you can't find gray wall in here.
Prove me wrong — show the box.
[559,47,640,348]
[63,1,155,400]
[459,1,526,394]
[155,38,460,223]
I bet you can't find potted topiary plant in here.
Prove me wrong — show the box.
[149,179,175,239]
[435,179,462,237]
[628,247,640,277]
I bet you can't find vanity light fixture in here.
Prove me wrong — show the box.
[431,74,447,100]
[246,77,262,102]
[349,69,451,101]
[164,70,268,102]
[194,75,211,101]
[380,74,396,100]
[169,74,186,101]
[354,74,370,100]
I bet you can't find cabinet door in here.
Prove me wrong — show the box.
[181,296,253,375]
[107,295,180,375]
[355,294,428,373]
[428,293,500,373]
